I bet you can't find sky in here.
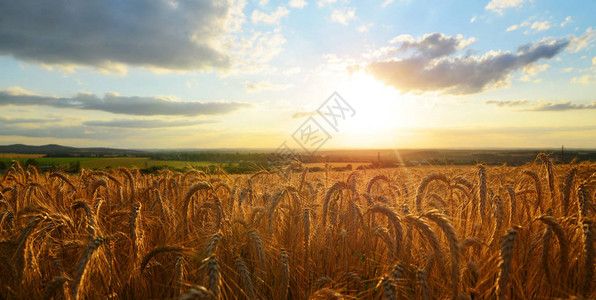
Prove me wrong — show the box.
[0,0,595,150]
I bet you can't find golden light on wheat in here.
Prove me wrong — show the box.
[0,155,595,299]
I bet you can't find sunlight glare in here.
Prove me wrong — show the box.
[332,71,417,148]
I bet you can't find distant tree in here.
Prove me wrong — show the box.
[24,158,40,167]
[0,161,7,170]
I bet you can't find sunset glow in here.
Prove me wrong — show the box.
[0,0,594,149]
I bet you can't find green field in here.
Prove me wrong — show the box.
[0,156,214,170]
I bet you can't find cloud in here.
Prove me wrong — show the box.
[242,81,291,92]
[485,100,528,107]
[331,7,356,25]
[568,27,596,53]
[251,6,290,24]
[560,16,573,27]
[519,63,549,81]
[486,99,596,112]
[0,122,130,140]
[0,88,250,116]
[357,23,374,33]
[83,119,215,128]
[0,0,243,71]
[572,75,595,85]
[470,16,477,23]
[221,29,287,75]
[527,100,596,111]
[506,17,551,33]
[381,0,394,8]
[289,0,308,8]
[317,0,337,7]
[506,25,520,32]
[486,0,532,14]
[367,34,569,94]
[291,111,318,118]
[0,117,59,124]
[530,21,551,32]
[395,33,476,59]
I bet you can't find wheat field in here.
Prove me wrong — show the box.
[0,154,595,299]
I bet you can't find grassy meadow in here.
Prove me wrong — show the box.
[0,156,214,172]
[0,154,594,299]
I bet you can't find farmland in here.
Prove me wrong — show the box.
[0,156,214,172]
[0,154,594,299]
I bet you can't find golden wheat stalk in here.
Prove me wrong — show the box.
[423,210,461,299]
[235,254,256,299]
[560,168,576,216]
[72,236,106,300]
[496,227,519,300]
[581,220,594,297]
[416,173,450,213]
[139,245,188,273]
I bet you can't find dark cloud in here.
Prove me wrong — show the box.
[485,99,596,111]
[397,33,474,59]
[0,89,250,116]
[368,35,569,94]
[0,123,128,139]
[527,100,596,111]
[83,119,215,128]
[0,117,59,124]
[0,0,233,71]
[485,100,528,107]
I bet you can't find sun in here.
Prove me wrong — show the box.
[329,72,416,148]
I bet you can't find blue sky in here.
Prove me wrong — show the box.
[0,0,595,149]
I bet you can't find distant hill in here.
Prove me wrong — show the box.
[0,144,144,156]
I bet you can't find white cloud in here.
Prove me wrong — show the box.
[506,17,551,33]
[251,6,290,25]
[331,7,356,25]
[523,63,550,76]
[381,0,394,8]
[357,23,374,33]
[520,63,549,81]
[289,0,308,8]
[572,75,595,85]
[259,0,269,6]
[470,16,477,23]
[242,81,291,92]
[560,16,573,27]
[389,34,415,44]
[506,25,519,32]
[222,29,287,75]
[317,0,337,7]
[530,21,551,32]
[569,27,596,53]
[486,0,532,14]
